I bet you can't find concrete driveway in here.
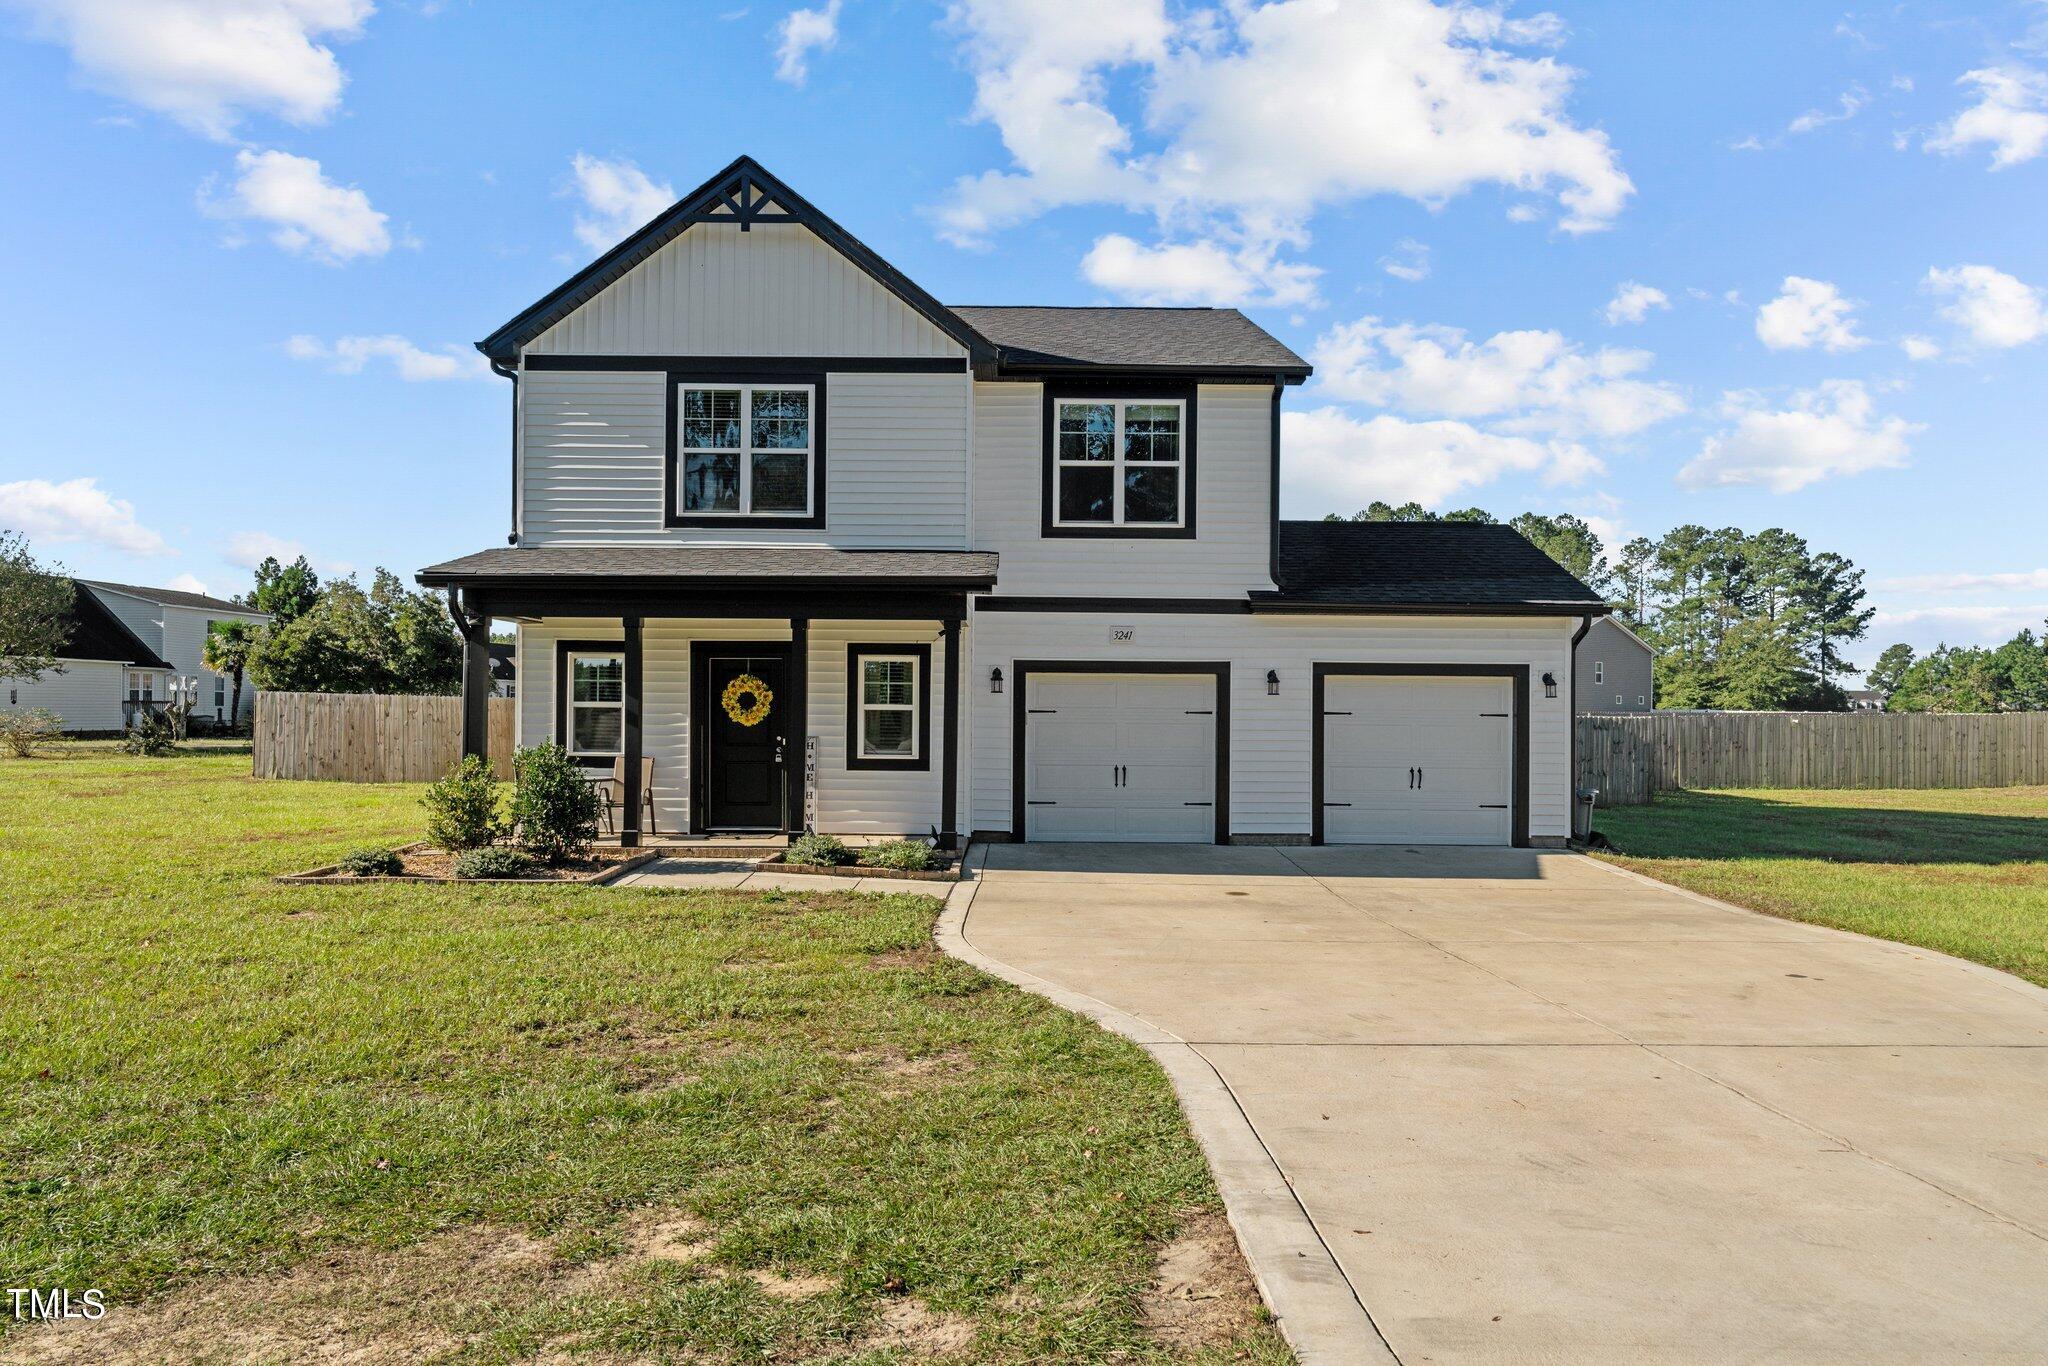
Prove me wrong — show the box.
[958,844,2048,1365]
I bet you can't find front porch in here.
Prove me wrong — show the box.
[418,545,998,849]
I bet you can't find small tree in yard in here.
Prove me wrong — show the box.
[510,743,601,865]
[1,708,62,757]
[0,532,73,685]
[202,620,256,729]
[423,754,504,851]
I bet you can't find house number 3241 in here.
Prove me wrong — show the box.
[1108,627,1136,643]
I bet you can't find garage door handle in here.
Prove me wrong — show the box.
[1417,768,1424,789]
[1408,767,1416,789]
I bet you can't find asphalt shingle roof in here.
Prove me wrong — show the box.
[82,580,264,615]
[952,306,1310,376]
[1255,521,1609,614]
[417,545,999,587]
[57,580,172,668]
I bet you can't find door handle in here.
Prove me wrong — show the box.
[1408,767,1416,789]
[1417,767,1424,789]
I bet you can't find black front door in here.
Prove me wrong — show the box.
[703,652,789,830]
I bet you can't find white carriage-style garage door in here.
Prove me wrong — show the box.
[1023,672,1218,842]
[1321,675,1513,845]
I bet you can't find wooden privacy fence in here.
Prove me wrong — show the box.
[254,692,514,783]
[1578,711,2048,805]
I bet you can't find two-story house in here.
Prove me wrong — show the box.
[80,581,271,728]
[418,157,1607,849]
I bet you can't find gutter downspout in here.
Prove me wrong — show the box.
[1569,613,1595,835]
[490,358,520,545]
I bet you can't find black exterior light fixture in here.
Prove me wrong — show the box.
[1266,669,1280,696]
[990,667,1004,695]
[1542,671,1558,699]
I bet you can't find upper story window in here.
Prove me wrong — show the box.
[1042,390,1196,539]
[1594,661,1604,685]
[668,379,827,529]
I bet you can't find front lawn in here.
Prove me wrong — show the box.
[1593,786,2048,987]
[0,747,1286,1362]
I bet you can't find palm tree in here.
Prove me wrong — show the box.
[202,621,258,731]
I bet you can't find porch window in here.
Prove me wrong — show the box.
[1053,398,1184,528]
[679,384,814,517]
[566,651,624,756]
[846,643,931,770]
[127,671,154,703]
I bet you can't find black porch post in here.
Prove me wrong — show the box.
[621,615,643,848]
[939,613,961,850]
[787,617,809,833]
[449,588,491,763]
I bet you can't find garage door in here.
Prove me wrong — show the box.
[1025,673,1217,842]
[1322,675,1512,845]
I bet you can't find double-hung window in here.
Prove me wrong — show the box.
[1052,398,1186,530]
[566,651,624,757]
[677,384,815,518]
[846,643,930,770]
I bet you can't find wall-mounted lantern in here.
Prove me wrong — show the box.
[990,667,1004,695]
[1542,671,1558,699]
[1266,669,1280,697]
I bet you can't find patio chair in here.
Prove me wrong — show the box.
[597,755,658,838]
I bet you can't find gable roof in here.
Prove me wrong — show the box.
[1253,521,1609,615]
[478,156,996,366]
[57,580,171,668]
[952,306,1309,379]
[1587,615,1655,654]
[81,580,266,616]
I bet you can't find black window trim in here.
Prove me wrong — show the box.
[845,641,932,771]
[1039,380,1197,540]
[554,636,625,767]
[665,370,829,529]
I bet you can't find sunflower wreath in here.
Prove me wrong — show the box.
[720,673,774,727]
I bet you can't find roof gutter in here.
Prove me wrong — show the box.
[1246,599,1612,617]
[1569,612,1596,824]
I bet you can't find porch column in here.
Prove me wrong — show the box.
[939,614,961,849]
[621,615,643,848]
[449,588,490,763]
[787,617,809,833]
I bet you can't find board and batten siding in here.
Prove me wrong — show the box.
[971,382,1277,597]
[526,223,968,359]
[965,611,1579,840]
[519,368,971,548]
[517,618,949,836]
[3,659,125,732]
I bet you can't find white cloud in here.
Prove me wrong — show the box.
[205,148,390,262]
[1081,233,1321,306]
[1925,263,2047,348]
[5,0,373,140]
[1787,85,1867,135]
[0,476,167,555]
[166,572,211,596]
[935,0,1632,284]
[1881,568,2048,592]
[1311,316,1686,439]
[1925,65,2048,168]
[565,153,674,254]
[1282,406,1594,509]
[773,0,841,85]
[1603,281,1668,325]
[1899,334,1942,361]
[1870,602,2048,642]
[1379,238,1431,282]
[1754,276,1867,351]
[286,333,490,380]
[1680,381,1918,493]
[225,530,349,575]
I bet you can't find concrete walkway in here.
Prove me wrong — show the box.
[611,857,941,896]
[957,843,2048,1366]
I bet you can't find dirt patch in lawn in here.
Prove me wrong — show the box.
[1137,1210,1266,1351]
[853,1297,978,1356]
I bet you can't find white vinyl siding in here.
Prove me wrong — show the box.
[2,659,126,732]
[520,369,971,547]
[973,382,1275,596]
[968,610,1577,841]
[80,589,269,725]
[527,223,967,359]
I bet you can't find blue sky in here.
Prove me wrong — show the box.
[3,0,2045,671]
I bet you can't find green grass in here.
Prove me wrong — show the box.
[1593,786,2048,986]
[0,747,1287,1362]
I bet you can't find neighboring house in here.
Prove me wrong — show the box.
[1575,617,1654,714]
[77,582,272,728]
[1845,689,1885,711]
[418,157,1608,848]
[488,642,516,698]
[2,580,172,733]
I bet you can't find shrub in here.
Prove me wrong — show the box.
[337,847,404,877]
[453,846,537,880]
[423,754,504,851]
[858,839,939,872]
[121,710,175,756]
[511,743,602,866]
[0,709,62,758]
[787,832,854,866]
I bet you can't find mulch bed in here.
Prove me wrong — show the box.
[277,843,659,885]
[760,853,960,882]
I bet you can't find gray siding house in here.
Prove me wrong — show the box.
[419,157,1609,849]
[1574,617,1654,714]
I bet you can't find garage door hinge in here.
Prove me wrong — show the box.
[1026,800,1058,806]
[1184,709,1213,715]
[1027,708,1058,714]
[1480,711,1509,717]
[1183,801,1213,807]
[1322,801,1353,807]
[1322,710,1352,717]
[1479,804,1508,809]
